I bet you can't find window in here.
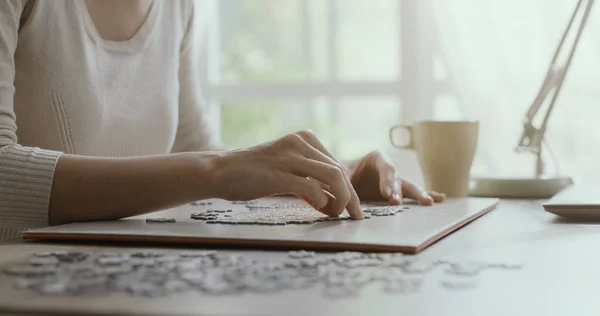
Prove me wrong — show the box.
[202,0,599,183]
[203,0,453,162]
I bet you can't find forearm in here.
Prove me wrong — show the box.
[49,152,217,225]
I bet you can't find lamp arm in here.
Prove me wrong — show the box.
[525,0,586,123]
[538,0,594,137]
[516,0,594,160]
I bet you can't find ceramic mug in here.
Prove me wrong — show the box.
[389,120,479,197]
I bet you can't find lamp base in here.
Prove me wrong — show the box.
[468,176,574,199]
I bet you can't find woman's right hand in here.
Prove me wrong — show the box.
[210,130,364,219]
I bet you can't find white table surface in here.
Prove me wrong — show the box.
[2,198,600,316]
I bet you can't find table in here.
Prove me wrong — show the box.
[2,199,600,316]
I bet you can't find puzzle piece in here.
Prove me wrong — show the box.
[2,250,522,299]
[145,218,176,223]
[189,201,408,225]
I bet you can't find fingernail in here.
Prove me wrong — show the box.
[385,185,393,197]
[392,193,401,201]
[423,194,433,204]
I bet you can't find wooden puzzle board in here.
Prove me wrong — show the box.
[21,197,499,254]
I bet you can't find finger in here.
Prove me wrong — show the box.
[293,131,363,219]
[300,177,332,205]
[390,178,403,205]
[377,160,396,199]
[287,176,329,210]
[312,191,336,217]
[296,130,341,169]
[295,129,355,182]
[315,179,331,192]
[379,166,403,205]
[298,177,332,192]
[428,191,446,203]
[290,157,356,218]
[372,152,403,205]
[290,158,350,217]
[402,181,434,206]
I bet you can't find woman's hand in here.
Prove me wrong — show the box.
[211,130,363,219]
[348,151,446,205]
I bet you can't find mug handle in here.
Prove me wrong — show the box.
[389,125,415,149]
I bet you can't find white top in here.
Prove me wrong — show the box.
[0,0,219,240]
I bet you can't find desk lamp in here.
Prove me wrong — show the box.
[469,0,594,198]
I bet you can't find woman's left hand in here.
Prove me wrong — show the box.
[348,151,446,205]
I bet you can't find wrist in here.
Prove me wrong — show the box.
[191,151,225,200]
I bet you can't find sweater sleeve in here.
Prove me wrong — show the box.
[0,0,62,241]
[170,0,222,153]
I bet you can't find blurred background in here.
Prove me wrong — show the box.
[197,0,600,184]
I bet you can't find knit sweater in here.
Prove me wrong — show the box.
[0,0,219,241]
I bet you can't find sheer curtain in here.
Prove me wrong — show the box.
[427,0,600,184]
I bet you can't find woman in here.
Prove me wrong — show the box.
[0,0,445,241]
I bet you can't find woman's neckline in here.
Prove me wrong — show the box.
[76,0,161,54]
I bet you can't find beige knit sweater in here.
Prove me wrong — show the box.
[0,0,219,241]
